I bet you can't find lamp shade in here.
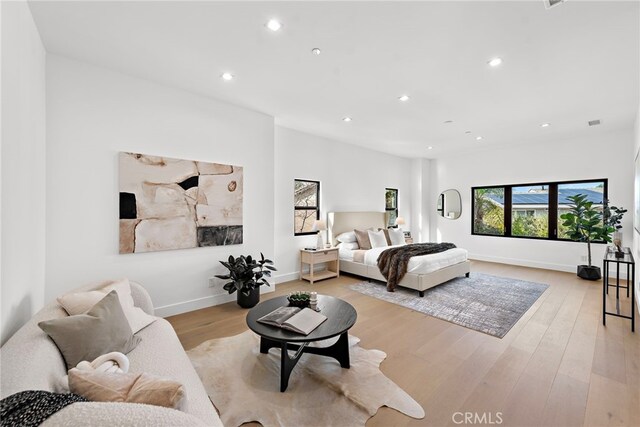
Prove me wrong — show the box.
[312,219,327,231]
[395,217,406,226]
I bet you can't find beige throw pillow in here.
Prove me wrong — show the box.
[354,229,372,250]
[58,278,156,333]
[39,291,141,369]
[68,369,186,411]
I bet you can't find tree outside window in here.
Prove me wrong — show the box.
[385,188,398,227]
[294,180,320,235]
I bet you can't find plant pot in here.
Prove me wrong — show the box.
[237,287,260,308]
[577,265,601,281]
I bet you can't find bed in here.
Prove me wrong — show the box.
[328,211,471,296]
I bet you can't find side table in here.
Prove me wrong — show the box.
[300,248,340,285]
[603,247,635,332]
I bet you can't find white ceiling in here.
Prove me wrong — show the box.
[29,1,640,158]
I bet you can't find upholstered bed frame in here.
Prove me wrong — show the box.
[328,211,471,296]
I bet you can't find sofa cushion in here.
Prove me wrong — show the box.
[127,318,222,426]
[58,278,156,333]
[68,369,185,410]
[39,291,141,369]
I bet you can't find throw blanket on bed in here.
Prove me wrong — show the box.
[0,390,87,427]
[377,243,457,292]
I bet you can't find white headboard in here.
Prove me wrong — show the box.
[328,211,389,246]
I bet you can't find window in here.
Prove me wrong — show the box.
[473,187,505,235]
[557,181,605,239]
[512,185,548,238]
[294,179,320,235]
[385,188,398,227]
[472,179,607,241]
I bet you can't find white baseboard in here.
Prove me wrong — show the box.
[156,286,275,318]
[468,253,630,279]
[274,271,300,284]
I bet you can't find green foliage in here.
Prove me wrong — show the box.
[512,214,548,238]
[287,291,310,307]
[474,188,504,235]
[215,253,277,296]
[603,200,627,231]
[560,194,614,267]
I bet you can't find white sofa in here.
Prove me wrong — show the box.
[0,282,223,427]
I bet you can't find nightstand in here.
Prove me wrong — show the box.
[405,237,414,244]
[300,248,340,285]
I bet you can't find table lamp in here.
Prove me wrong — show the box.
[395,217,406,231]
[312,219,327,249]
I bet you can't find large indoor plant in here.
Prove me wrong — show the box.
[560,194,625,280]
[215,253,276,308]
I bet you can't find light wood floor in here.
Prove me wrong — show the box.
[167,261,639,427]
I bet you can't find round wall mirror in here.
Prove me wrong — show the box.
[437,189,462,220]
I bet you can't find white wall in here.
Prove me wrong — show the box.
[274,127,412,282]
[46,55,275,317]
[633,107,639,310]
[432,129,635,275]
[410,158,432,243]
[1,2,47,345]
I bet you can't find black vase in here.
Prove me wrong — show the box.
[237,287,260,308]
[577,265,601,281]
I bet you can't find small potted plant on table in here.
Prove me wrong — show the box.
[215,253,276,308]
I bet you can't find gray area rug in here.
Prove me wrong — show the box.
[350,273,548,338]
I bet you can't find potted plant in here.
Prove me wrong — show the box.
[215,253,276,308]
[603,199,628,257]
[560,194,625,280]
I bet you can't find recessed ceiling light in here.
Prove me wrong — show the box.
[342,117,352,122]
[476,136,483,141]
[541,123,550,128]
[311,48,321,55]
[221,72,234,81]
[444,120,453,124]
[488,57,503,67]
[266,19,282,32]
[465,131,472,134]
[398,95,410,102]
[588,119,601,126]
[427,146,433,150]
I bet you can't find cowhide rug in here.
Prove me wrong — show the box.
[187,330,424,427]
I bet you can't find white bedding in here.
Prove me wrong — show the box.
[338,245,357,261]
[338,244,468,275]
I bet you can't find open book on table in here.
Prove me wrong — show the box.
[257,306,327,335]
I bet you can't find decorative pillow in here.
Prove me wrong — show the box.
[378,228,392,245]
[68,369,185,411]
[39,291,141,369]
[353,229,372,250]
[338,242,360,250]
[336,231,357,243]
[387,228,406,246]
[368,230,389,249]
[58,278,156,333]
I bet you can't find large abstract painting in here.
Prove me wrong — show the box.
[119,152,243,253]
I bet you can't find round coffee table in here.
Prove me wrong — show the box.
[246,295,357,392]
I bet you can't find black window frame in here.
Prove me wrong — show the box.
[294,179,320,236]
[471,178,608,242]
[385,188,399,227]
